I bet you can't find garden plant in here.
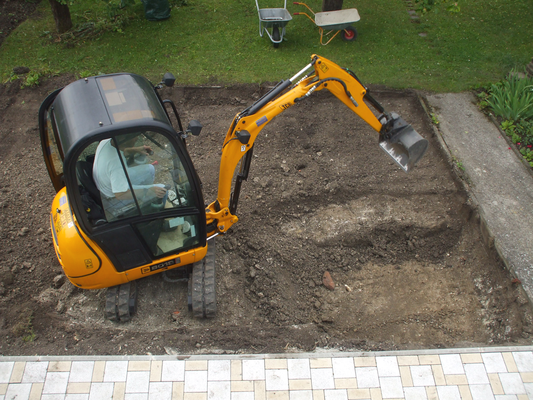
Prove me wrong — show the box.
[480,72,533,168]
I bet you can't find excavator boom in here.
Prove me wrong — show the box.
[205,55,428,236]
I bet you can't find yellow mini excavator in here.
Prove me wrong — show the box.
[39,55,428,322]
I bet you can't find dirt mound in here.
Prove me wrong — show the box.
[0,78,532,356]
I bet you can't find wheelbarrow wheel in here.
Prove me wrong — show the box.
[272,25,280,48]
[342,26,357,42]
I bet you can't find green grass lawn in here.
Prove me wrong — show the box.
[1,0,532,91]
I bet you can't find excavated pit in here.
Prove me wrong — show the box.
[0,80,532,355]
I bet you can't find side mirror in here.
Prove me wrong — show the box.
[187,120,202,136]
[162,72,175,87]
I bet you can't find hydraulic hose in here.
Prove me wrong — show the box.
[295,77,358,107]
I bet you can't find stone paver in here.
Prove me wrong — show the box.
[2,348,533,400]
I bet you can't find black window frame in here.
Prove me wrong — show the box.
[64,123,207,259]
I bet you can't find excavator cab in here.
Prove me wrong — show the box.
[39,73,212,321]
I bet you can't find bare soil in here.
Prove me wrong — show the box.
[1,73,533,356]
[1,0,532,357]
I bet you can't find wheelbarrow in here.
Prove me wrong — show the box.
[256,0,293,48]
[293,2,360,45]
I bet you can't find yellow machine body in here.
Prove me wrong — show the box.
[50,188,206,289]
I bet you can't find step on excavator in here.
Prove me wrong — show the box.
[39,55,428,322]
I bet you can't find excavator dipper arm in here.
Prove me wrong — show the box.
[205,54,428,237]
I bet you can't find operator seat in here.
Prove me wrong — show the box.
[76,159,106,225]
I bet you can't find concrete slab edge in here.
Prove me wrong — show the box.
[416,93,528,299]
[2,345,533,362]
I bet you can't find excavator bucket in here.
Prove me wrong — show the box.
[379,113,428,173]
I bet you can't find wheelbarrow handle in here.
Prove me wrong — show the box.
[293,2,315,15]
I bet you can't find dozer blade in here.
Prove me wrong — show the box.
[379,113,428,173]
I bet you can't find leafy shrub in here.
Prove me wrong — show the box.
[494,75,533,168]
[520,147,533,167]
[500,120,516,133]
[500,117,533,166]
[21,71,41,88]
[515,119,533,146]
[486,71,533,121]
[500,119,533,145]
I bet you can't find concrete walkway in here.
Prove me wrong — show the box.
[2,347,533,400]
[424,92,533,301]
[3,93,533,400]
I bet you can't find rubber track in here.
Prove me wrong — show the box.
[105,282,137,322]
[105,286,119,321]
[128,281,137,317]
[117,282,131,322]
[191,240,216,318]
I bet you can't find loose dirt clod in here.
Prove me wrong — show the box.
[323,272,335,291]
[0,77,532,356]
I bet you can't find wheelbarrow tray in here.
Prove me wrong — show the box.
[315,8,360,30]
[258,8,293,28]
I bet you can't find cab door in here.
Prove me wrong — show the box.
[39,89,65,192]
[69,129,207,272]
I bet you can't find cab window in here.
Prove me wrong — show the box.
[88,131,194,221]
[43,108,63,184]
[76,131,200,256]
[135,214,201,257]
[76,132,200,257]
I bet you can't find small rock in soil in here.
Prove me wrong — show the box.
[0,272,14,286]
[323,271,335,291]
[321,312,334,323]
[56,301,66,313]
[53,275,66,289]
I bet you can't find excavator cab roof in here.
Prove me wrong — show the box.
[48,74,170,161]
